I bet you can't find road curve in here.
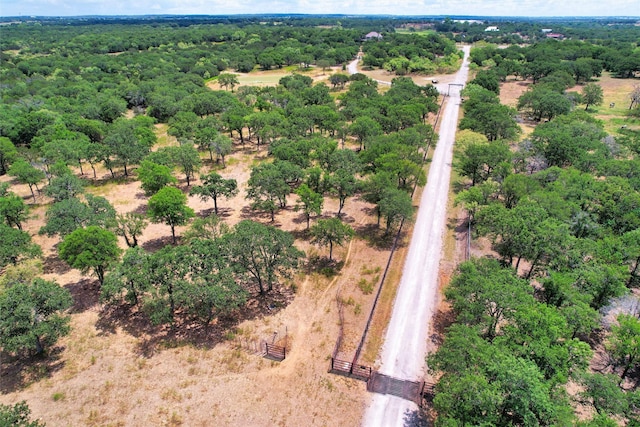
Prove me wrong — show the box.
[361,45,471,426]
[347,54,391,86]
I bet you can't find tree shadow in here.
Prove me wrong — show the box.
[132,203,148,215]
[96,286,294,358]
[0,346,65,394]
[197,207,233,219]
[403,408,430,427]
[141,236,175,252]
[307,254,345,277]
[355,223,396,249]
[64,277,100,313]
[239,205,281,225]
[430,308,456,347]
[289,228,311,241]
[42,253,71,275]
[451,179,468,194]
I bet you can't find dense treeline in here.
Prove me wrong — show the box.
[470,38,640,82]
[433,33,640,425]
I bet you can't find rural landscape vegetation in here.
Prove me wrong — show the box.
[0,13,639,426]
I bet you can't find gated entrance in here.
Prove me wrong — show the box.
[366,371,426,405]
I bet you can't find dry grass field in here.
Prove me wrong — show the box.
[0,103,432,425]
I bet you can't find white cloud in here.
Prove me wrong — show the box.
[1,0,638,17]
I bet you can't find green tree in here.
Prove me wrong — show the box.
[310,217,354,261]
[329,73,350,89]
[39,198,91,237]
[104,119,152,177]
[0,191,29,230]
[445,258,534,340]
[378,187,413,234]
[517,86,572,122]
[0,223,42,269]
[456,140,511,186]
[580,373,630,417]
[582,83,604,111]
[349,116,383,150]
[44,173,84,202]
[246,163,290,221]
[8,160,45,203]
[189,172,238,215]
[198,132,233,167]
[147,186,195,244]
[115,212,148,248]
[0,278,72,355]
[182,214,230,243]
[58,226,122,286]
[168,142,201,186]
[101,246,151,306]
[0,401,46,427]
[607,314,640,382]
[225,220,303,294]
[179,239,246,325]
[327,169,357,216]
[295,183,323,229]
[0,137,18,175]
[218,73,240,92]
[137,160,177,196]
[360,171,395,225]
[144,245,188,325]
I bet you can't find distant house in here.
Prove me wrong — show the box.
[484,26,499,32]
[546,33,565,39]
[364,31,383,40]
[541,28,553,33]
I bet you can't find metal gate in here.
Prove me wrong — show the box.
[366,371,425,405]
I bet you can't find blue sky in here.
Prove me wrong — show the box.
[1,0,638,17]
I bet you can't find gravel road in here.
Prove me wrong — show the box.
[361,45,471,427]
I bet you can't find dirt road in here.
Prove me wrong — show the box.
[347,54,391,85]
[361,45,470,426]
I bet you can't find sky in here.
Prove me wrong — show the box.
[0,0,639,18]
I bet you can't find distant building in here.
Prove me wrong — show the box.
[546,33,565,39]
[484,26,499,32]
[364,31,383,40]
[453,19,483,24]
[541,28,553,33]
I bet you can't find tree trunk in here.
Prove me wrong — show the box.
[132,233,138,248]
[221,155,226,168]
[329,240,333,261]
[123,163,129,177]
[213,196,219,215]
[171,224,177,244]
[526,253,542,279]
[123,233,133,248]
[28,183,36,203]
[96,266,105,286]
[90,163,97,178]
[306,213,310,230]
[627,256,640,287]
[35,336,44,354]
[78,160,84,175]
